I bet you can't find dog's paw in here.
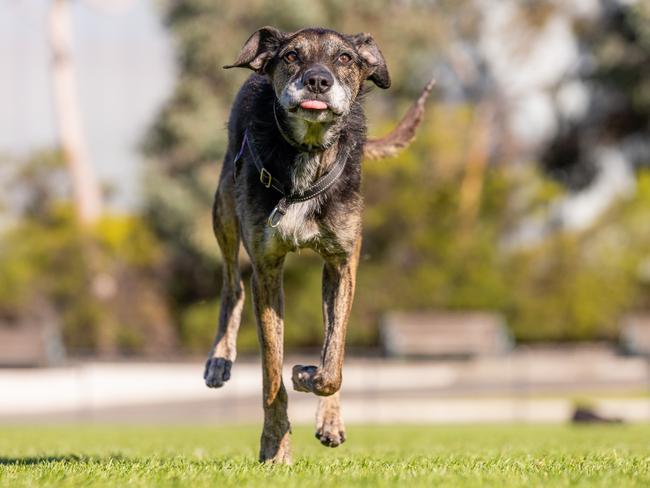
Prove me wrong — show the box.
[291,364,317,393]
[204,357,232,388]
[315,419,346,448]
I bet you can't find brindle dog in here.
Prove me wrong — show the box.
[204,26,433,464]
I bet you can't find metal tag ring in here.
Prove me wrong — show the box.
[267,206,285,228]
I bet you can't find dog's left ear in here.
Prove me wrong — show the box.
[351,33,391,89]
[224,26,287,73]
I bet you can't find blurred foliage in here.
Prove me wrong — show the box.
[544,1,650,187]
[138,0,650,353]
[3,1,650,357]
[0,151,176,355]
[509,170,650,340]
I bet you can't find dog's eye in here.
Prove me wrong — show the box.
[338,53,352,65]
[284,51,298,63]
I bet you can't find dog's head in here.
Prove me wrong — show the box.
[225,27,390,124]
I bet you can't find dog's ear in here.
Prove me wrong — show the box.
[351,33,391,89]
[224,26,287,73]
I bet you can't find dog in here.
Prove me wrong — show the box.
[204,26,433,464]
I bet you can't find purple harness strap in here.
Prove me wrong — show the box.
[232,129,249,168]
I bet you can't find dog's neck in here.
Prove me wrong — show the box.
[286,117,341,149]
[274,100,343,151]
[273,103,345,194]
[290,141,340,194]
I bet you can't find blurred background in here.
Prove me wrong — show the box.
[1,0,650,425]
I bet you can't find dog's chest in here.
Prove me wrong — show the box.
[270,199,321,248]
[265,152,332,248]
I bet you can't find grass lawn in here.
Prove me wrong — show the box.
[1,424,649,487]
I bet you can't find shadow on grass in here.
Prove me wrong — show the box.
[0,454,126,466]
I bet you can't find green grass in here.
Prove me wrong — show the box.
[1,424,650,487]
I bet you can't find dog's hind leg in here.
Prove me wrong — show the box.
[315,391,346,447]
[204,179,245,388]
[292,237,361,397]
[251,255,292,464]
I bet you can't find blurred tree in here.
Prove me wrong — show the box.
[0,152,177,356]
[143,0,650,351]
[49,0,103,225]
[543,1,650,188]
[38,0,178,355]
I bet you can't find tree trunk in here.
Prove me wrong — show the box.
[49,0,103,225]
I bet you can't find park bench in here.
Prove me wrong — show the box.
[0,312,65,367]
[620,313,650,356]
[380,311,512,358]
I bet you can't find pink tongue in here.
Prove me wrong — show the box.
[300,100,328,110]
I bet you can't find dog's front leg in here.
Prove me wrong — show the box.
[205,179,244,388]
[252,256,292,464]
[293,238,361,397]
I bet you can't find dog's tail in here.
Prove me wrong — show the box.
[363,78,435,161]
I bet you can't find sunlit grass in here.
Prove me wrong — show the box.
[1,424,649,487]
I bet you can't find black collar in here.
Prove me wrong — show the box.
[233,127,352,227]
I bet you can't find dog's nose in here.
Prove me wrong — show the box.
[302,66,333,94]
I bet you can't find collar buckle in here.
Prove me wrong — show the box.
[260,168,273,188]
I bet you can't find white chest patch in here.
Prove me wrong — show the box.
[268,152,327,247]
[274,199,321,246]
